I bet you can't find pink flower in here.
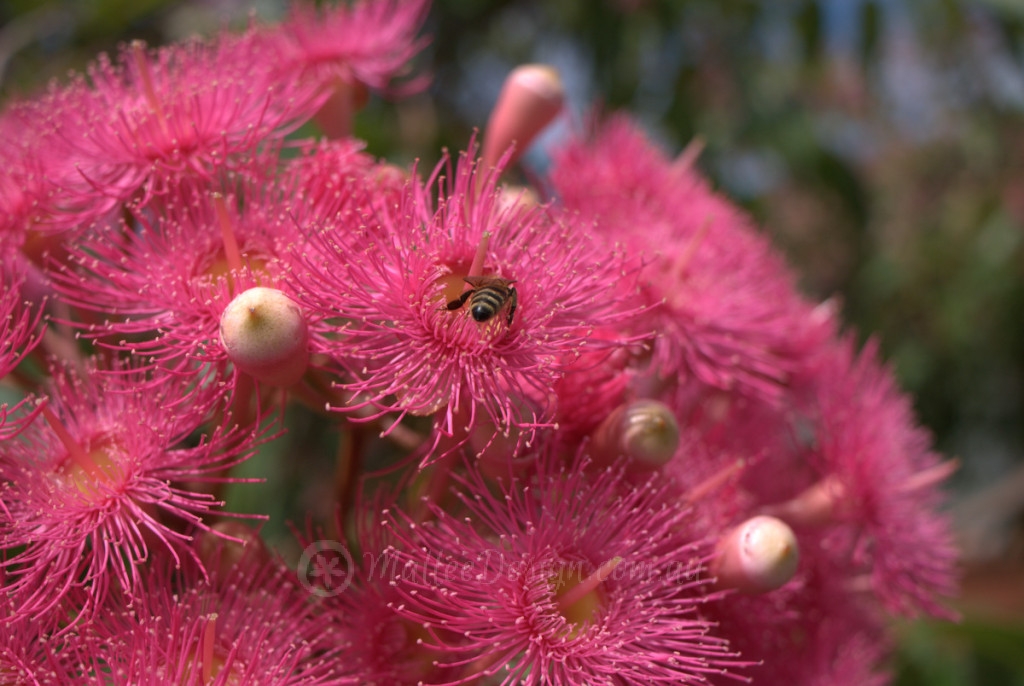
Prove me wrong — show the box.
[294,148,638,457]
[0,361,262,625]
[306,509,464,685]
[281,138,395,220]
[382,454,742,684]
[284,138,385,213]
[73,551,351,685]
[272,0,431,94]
[20,32,324,227]
[654,340,955,681]
[50,179,307,391]
[542,115,958,678]
[0,106,61,254]
[0,5,964,683]
[794,337,959,617]
[664,392,799,535]
[548,115,826,407]
[259,0,431,138]
[705,541,890,685]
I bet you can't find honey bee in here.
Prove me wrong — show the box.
[446,275,518,326]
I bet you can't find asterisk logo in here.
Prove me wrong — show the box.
[309,552,346,589]
[297,540,354,597]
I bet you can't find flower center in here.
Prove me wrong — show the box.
[551,557,622,636]
[436,272,470,306]
[43,407,125,500]
[60,443,124,498]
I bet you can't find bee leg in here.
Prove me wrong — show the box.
[446,289,474,311]
[507,287,518,325]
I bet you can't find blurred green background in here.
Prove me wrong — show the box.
[3,0,1024,682]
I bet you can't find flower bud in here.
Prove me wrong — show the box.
[219,287,309,387]
[591,399,680,470]
[712,515,799,594]
[481,64,564,172]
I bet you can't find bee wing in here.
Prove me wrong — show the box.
[463,275,515,288]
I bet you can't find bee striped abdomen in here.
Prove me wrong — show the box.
[470,287,508,322]
[445,275,518,326]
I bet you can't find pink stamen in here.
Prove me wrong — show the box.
[557,557,622,610]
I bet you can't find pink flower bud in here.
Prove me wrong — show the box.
[712,515,799,594]
[481,64,564,172]
[219,287,309,387]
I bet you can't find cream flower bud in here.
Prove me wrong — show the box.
[219,287,309,387]
[712,515,799,594]
[591,399,680,470]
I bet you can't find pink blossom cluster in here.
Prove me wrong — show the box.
[0,1,956,684]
